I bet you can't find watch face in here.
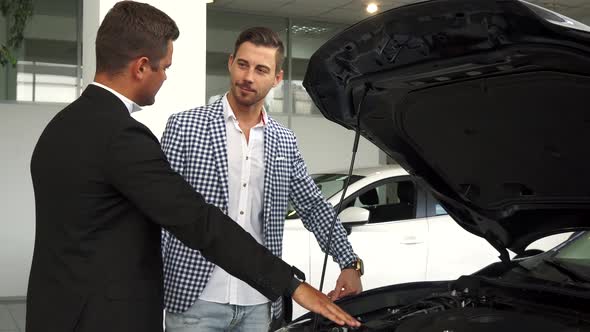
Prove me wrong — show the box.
[358,259,364,276]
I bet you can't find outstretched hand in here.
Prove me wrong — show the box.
[292,282,360,327]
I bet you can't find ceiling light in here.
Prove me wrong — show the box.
[290,25,330,35]
[205,0,214,3]
[366,3,378,14]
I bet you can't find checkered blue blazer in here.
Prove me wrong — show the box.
[160,98,356,317]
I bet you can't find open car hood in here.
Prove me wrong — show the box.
[303,0,590,258]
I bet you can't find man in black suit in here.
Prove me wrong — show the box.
[25,2,360,331]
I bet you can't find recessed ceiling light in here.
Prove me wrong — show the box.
[205,0,215,3]
[366,3,378,14]
[290,25,330,35]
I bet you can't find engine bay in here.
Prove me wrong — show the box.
[284,276,590,332]
[333,289,584,331]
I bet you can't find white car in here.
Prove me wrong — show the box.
[282,165,568,319]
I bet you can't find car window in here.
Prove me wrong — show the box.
[349,180,417,223]
[555,232,590,264]
[434,203,448,216]
[311,173,363,200]
[426,192,449,217]
[286,173,364,219]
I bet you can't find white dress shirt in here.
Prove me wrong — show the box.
[199,94,269,306]
[90,82,142,114]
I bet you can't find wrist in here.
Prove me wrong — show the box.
[341,257,364,276]
[285,265,306,296]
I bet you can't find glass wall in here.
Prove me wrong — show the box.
[206,11,288,114]
[206,10,345,116]
[1,0,82,103]
[207,0,590,117]
[289,19,344,115]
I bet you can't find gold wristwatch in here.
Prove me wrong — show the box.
[342,257,364,276]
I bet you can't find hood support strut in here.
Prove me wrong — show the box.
[484,232,511,264]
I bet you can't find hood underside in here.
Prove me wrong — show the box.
[303,0,590,255]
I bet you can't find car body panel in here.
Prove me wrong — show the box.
[282,166,503,319]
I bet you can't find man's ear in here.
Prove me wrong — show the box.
[132,57,150,79]
[228,54,235,72]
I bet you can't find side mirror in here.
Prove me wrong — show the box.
[338,207,369,235]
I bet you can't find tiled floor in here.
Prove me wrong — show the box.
[0,302,25,332]
[0,302,167,331]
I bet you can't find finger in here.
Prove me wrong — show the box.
[332,282,345,300]
[318,305,346,326]
[343,283,362,296]
[337,288,354,299]
[325,301,360,327]
[332,287,343,300]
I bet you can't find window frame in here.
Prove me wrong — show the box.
[337,175,428,224]
[426,192,449,217]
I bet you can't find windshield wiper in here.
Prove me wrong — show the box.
[542,258,590,284]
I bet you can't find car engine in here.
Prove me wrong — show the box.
[283,278,590,332]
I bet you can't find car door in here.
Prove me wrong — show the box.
[424,194,501,281]
[282,218,311,288]
[308,176,429,295]
[281,174,365,301]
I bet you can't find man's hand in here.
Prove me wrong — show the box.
[292,282,361,327]
[327,269,363,301]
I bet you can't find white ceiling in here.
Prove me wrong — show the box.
[209,0,590,25]
[210,0,425,24]
[29,0,590,26]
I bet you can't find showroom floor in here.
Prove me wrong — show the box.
[0,301,25,332]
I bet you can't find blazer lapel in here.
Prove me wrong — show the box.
[263,119,279,240]
[208,101,230,214]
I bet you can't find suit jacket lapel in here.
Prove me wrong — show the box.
[208,100,230,214]
[263,119,279,240]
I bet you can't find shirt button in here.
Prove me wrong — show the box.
[246,156,249,160]
[243,183,247,188]
[240,211,244,215]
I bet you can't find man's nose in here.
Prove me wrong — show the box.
[243,68,254,82]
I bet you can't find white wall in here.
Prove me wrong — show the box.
[131,0,208,139]
[0,102,63,297]
[291,116,381,173]
[83,0,207,139]
[0,0,208,298]
[263,114,381,173]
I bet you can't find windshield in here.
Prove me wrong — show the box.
[519,1,590,33]
[517,231,590,285]
[286,173,364,219]
[553,232,590,268]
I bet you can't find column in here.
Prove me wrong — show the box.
[83,0,208,139]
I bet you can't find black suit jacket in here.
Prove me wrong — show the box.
[26,85,292,332]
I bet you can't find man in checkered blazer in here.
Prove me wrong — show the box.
[161,27,362,331]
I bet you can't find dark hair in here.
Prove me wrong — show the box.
[233,27,284,73]
[95,1,179,74]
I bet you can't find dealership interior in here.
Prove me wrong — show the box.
[1,0,589,331]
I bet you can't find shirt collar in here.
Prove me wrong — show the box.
[91,82,142,114]
[222,93,268,126]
